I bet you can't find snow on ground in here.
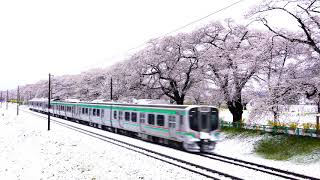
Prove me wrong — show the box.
[0,104,210,180]
[1,103,319,179]
[215,134,320,178]
[219,108,318,127]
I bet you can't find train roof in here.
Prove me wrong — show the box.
[29,99,217,110]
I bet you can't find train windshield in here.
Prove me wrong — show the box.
[189,107,219,132]
[210,111,219,130]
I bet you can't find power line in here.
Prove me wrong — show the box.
[83,0,247,70]
[162,0,247,37]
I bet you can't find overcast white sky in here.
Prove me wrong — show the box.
[0,0,283,90]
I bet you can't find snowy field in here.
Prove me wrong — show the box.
[1,103,319,179]
[0,104,209,180]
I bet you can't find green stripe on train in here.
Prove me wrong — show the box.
[51,102,178,115]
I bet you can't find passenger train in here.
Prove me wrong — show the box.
[28,99,220,152]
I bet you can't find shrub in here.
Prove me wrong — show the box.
[302,123,315,130]
[288,122,298,130]
[267,120,286,127]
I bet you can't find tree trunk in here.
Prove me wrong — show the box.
[173,90,185,105]
[227,100,243,123]
[176,98,184,105]
[318,94,320,113]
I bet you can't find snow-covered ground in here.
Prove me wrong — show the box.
[0,104,210,180]
[215,134,320,178]
[1,103,319,179]
[219,107,318,125]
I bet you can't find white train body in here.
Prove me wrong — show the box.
[28,99,220,152]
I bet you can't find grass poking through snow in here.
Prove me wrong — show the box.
[221,127,320,161]
[255,135,320,160]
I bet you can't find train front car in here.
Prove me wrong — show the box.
[183,106,220,153]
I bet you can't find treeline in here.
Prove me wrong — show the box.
[2,0,319,123]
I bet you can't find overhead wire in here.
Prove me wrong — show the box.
[83,0,247,71]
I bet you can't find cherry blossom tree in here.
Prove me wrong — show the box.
[196,20,272,123]
[249,0,320,56]
[138,34,203,104]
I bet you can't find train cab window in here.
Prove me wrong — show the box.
[140,113,145,124]
[157,115,165,126]
[210,110,219,130]
[119,111,123,120]
[189,108,199,131]
[125,112,130,121]
[113,111,117,119]
[148,114,155,125]
[131,112,137,122]
[97,109,100,117]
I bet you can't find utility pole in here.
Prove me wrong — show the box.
[48,73,51,131]
[110,77,113,101]
[6,90,8,110]
[17,86,19,115]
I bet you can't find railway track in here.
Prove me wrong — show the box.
[200,153,320,180]
[21,108,320,180]
[21,109,242,180]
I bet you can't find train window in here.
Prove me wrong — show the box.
[148,114,155,125]
[82,108,85,114]
[85,108,89,114]
[93,109,96,116]
[113,111,117,119]
[119,111,123,120]
[157,115,165,126]
[97,109,100,117]
[125,112,130,121]
[101,109,104,118]
[89,108,92,116]
[131,112,137,122]
[140,113,145,124]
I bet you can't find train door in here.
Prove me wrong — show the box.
[100,109,105,126]
[168,115,176,138]
[139,113,146,132]
[199,107,210,132]
[118,110,124,128]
